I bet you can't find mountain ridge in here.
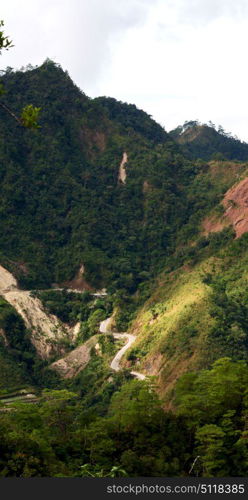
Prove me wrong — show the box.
[170,120,248,161]
[1,61,248,477]
[0,60,193,291]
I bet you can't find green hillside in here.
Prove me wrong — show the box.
[0,60,193,291]
[124,158,248,393]
[170,121,248,161]
[1,62,248,477]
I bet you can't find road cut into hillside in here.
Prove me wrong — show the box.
[0,265,73,359]
[99,317,146,380]
[0,264,146,378]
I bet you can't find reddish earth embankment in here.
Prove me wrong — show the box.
[203,177,248,238]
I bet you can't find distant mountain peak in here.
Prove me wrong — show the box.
[169,120,248,161]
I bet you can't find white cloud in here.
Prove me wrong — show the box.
[1,0,248,141]
[0,0,155,87]
[175,0,248,25]
[96,0,248,141]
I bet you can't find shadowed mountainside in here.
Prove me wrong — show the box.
[170,121,248,161]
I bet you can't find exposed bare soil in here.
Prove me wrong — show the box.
[0,265,72,359]
[61,264,93,291]
[203,177,248,238]
[223,177,248,238]
[50,336,98,378]
[202,216,227,235]
[0,265,146,379]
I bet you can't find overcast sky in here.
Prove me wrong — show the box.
[1,0,248,140]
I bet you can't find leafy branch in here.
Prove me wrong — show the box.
[0,20,13,53]
[0,20,41,128]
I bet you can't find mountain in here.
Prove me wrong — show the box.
[1,62,248,477]
[0,60,193,292]
[170,120,248,161]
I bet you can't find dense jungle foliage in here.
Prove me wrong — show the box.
[0,358,248,477]
[0,60,195,291]
[1,61,248,477]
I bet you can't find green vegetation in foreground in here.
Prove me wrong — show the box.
[174,357,248,477]
[0,358,247,477]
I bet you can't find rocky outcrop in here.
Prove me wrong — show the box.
[222,177,248,238]
[203,177,248,238]
[50,336,98,378]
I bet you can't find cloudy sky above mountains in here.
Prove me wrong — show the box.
[1,0,248,140]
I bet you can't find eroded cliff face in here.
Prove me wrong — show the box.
[222,177,248,237]
[203,177,248,238]
[118,152,128,184]
[61,264,93,291]
[0,265,18,292]
[0,265,72,359]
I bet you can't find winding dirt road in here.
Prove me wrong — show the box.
[99,317,146,380]
[0,264,146,379]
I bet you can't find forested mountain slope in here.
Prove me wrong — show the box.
[1,61,248,477]
[125,159,248,400]
[0,60,193,291]
[170,121,248,161]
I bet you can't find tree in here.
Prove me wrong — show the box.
[79,463,127,477]
[196,424,229,477]
[0,20,13,53]
[21,104,41,129]
[0,20,41,128]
